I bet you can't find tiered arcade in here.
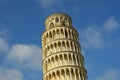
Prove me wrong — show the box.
[41,13,87,80]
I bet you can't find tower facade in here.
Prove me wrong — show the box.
[42,13,87,80]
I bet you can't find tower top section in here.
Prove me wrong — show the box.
[45,13,72,30]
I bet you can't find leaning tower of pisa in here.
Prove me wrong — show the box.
[42,13,87,80]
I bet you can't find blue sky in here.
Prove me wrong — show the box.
[0,0,120,80]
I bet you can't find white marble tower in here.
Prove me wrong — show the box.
[42,13,87,80]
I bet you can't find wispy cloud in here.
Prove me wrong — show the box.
[0,67,24,80]
[95,69,120,80]
[0,22,11,40]
[80,17,119,49]
[37,0,63,9]
[81,27,104,48]
[0,37,9,53]
[0,0,11,4]
[103,17,119,32]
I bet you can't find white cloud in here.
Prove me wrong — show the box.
[0,67,24,80]
[81,27,104,48]
[6,44,42,70]
[0,37,9,53]
[103,17,119,32]
[95,69,120,80]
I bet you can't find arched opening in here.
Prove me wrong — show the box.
[55,55,59,67]
[66,41,70,51]
[71,42,73,51]
[50,22,54,28]
[77,55,80,66]
[60,54,63,66]
[48,59,51,70]
[51,57,54,68]
[73,54,76,65]
[62,41,65,51]
[53,30,55,40]
[71,69,75,80]
[49,74,52,80]
[66,69,70,80]
[69,54,72,65]
[64,54,68,65]
[65,29,68,38]
[56,71,60,80]
[62,21,66,26]
[55,17,59,23]
[60,28,64,38]
[61,70,65,80]
[54,43,57,52]
[75,69,79,80]
[58,41,61,51]
[60,17,63,21]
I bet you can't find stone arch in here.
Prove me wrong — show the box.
[75,69,79,80]
[53,30,55,40]
[48,58,51,70]
[60,16,63,21]
[55,17,59,23]
[73,54,76,65]
[65,28,68,38]
[47,46,50,55]
[50,44,53,52]
[77,55,80,66]
[46,75,48,80]
[68,29,71,38]
[64,53,68,65]
[61,69,65,80]
[46,33,49,43]
[64,17,67,22]
[66,41,70,51]
[54,29,59,39]
[62,20,66,26]
[52,72,56,80]
[50,22,54,28]
[58,41,61,51]
[53,43,57,52]
[70,41,73,51]
[49,73,52,80]
[59,54,63,66]
[56,70,60,80]
[56,29,59,35]
[74,43,77,52]
[51,57,54,68]
[60,28,64,38]
[71,68,75,80]
[68,54,72,65]
[45,60,47,71]
[49,31,52,39]
[62,41,65,51]
[80,70,83,80]
[66,68,70,80]
[55,55,59,67]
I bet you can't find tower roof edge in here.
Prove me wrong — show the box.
[45,13,72,26]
